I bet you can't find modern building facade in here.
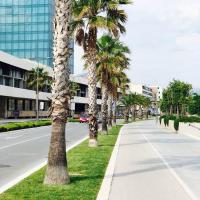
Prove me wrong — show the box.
[150,86,163,114]
[128,83,153,99]
[0,0,74,73]
[0,51,100,119]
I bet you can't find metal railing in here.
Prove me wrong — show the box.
[189,124,200,131]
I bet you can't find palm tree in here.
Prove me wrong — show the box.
[129,93,139,121]
[142,97,151,119]
[111,72,130,124]
[69,81,80,117]
[44,0,72,185]
[73,0,130,146]
[96,35,130,131]
[26,67,49,119]
[120,94,133,123]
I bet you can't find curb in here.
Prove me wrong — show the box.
[0,135,89,194]
[96,125,125,200]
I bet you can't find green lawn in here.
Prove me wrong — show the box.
[0,125,121,200]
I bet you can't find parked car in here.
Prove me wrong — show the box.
[79,114,89,123]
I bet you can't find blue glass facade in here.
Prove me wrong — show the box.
[0,0,74,73]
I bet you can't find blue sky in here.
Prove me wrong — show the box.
[74,0,200,88]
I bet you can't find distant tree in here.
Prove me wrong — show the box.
[160,80,192,117]
[26,67,49,119]
[189,94,200,116]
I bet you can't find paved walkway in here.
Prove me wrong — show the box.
[109,120,200,200]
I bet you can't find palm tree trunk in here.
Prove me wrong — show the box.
[101,85,108,133]
[108,94,113,128]
[112,99,117,125]
[87,28,98,147]
[88,61,98,147]
[124,108,129,123]
[131,106,136,121]
[44,0,71,185]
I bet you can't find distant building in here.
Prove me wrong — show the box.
[150,86,163,114]
[0,51,100,119]
[128,83,153,99]
[192,88,200,95]
[0,0,74,73]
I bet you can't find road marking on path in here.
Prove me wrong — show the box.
[0,134,50,150]
[0,135,89,194]
[142,133,198,200]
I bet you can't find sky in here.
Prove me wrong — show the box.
[74,0,200,88]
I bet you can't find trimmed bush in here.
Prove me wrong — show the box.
[0,120,51,133]
[68,118,80,122]
[159,116,162,124]
[168,115,176,120]
[164,116,169,127]
[179,116,200,123]
[174,119,179,131]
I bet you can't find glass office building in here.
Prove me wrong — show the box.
[0,0,74,73]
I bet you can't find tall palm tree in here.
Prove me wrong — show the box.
[26,67,49,119]
[96,35,130,131]
[44,0,72,185]
[119,94,133,123]
[73,0,130,146]
[129,93,139,121]
[111,71,130,125]
[69,81,80,117]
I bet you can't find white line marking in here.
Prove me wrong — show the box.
[0,134,50,150]
[0,135,88,194]
[142,133,198,200]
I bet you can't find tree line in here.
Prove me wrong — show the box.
[160,79,200,117]
[43,0,132,185]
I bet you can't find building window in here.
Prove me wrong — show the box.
[17,100,23,111]
[5,77,13,87]
[0,76,3,85]
[25,100,30,111]
[14,79,20,88]
[8,99,15,111]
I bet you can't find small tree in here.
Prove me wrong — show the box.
[189,94,200,116]
[26,67,49,119]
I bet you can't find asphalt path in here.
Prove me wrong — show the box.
[0,122,88,189]
[109,120,200,200]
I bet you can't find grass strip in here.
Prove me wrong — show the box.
[0,125,122,200]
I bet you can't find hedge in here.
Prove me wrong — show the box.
[0,120,51,133]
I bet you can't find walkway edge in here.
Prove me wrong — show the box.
[96,125,125,200]
[0,135,89,194]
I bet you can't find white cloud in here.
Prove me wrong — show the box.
[176,33,200,52]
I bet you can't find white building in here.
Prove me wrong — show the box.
[0,51,102,119]
[128,83,153,99]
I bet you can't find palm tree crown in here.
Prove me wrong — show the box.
[26,67,49,92]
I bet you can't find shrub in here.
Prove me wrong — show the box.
[164,116,169,127]
[174,119,179,131]
[168,115,176,120]
[68,118,80,122]
[0,120,51,133]
[159,116,162,124]
[179,116,200,123]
